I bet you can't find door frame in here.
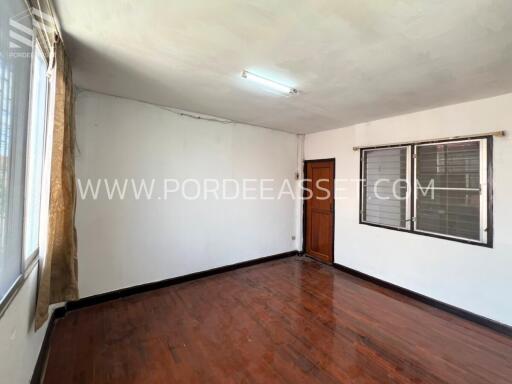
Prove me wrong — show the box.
[302,158,336,264]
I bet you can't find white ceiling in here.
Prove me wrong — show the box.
[53,0,512,134]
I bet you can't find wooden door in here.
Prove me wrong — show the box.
[304,159,334,263]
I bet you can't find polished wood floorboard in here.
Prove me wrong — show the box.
[43,257,512,384]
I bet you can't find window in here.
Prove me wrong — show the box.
[361,147,410,229]
[0,0,33,305]
[1,0,51,312]
[23,44,48,265]
[360,137,492,247]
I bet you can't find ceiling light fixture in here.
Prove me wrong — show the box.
[241,70,298,95]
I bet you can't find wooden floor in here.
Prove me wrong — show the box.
[43,256,512,384]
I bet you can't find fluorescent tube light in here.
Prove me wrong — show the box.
[241,70,298,94]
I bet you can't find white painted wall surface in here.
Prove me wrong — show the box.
[305,93,512,326]
[75,91,298,298]
[0,268,50,384]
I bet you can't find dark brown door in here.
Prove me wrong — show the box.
[305,160,334,263]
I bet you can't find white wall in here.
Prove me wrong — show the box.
[75,91,299,298]
[305,92,512,326]
[0,267,50,384]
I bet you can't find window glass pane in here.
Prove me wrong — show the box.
[416,141,482,241]
[416,190,481,240]
[24,47,47,260]
[416,141,480,189]
[362,147,408,228]
[0,0,32,299]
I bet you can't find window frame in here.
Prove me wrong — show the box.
[359,135,493,248]
[0,31,52,317]
[360,145,412,231]
[22,40,49,273]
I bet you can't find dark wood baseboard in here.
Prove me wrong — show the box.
[332,262,512,338]
[30,306,66,384]
[65,250,297,312]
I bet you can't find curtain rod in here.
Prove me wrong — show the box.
[352,130,506,151]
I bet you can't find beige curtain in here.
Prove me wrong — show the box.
[35,37,79,330]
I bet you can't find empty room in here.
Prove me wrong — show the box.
[1,0,512,383]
